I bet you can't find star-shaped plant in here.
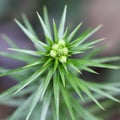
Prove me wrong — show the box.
[0,6,120,120]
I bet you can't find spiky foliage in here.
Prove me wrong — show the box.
[0,6,120,120]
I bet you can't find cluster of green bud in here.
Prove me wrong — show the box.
[50,40,68,63]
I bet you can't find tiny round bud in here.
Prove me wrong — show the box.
[52,44,59,50]
[58,40,65,46]
[57,48,63,54]
[50,50,56,57]
[62,47,68,55]
[59,56,67,63]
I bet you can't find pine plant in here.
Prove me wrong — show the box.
[0,6,120,120]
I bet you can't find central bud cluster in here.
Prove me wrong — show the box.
[50,40,68,63]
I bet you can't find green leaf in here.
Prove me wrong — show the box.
[67,22,82,42]
[40,91,52,120]
[15,19,46,47]
[81,66,98,74]
[54,59,59,72]
[83,87,104,110]
[0,83,36,101]
[59,66,66,86]
[67,73,84,101]
[70,58,119,70]
[61,85,75,120]
[58,5,67,39]
[79,81,105,110]
[2,34,18,48]
[63,27,69,39]
[53,19,59,42]
[69,64,82,74]
[37,12,52,40]
[43,58,53,67]
[0,83,35,100]
[0,98,23,107]
[9,94,33,120]
[89,87,120,103]
[71,25,102,46]
[0,61,41,77]
[41,69,54,100]
[15,85,36,97]
[82,38,104,47]
[69,59,98,74]
[70,29,91,45]
[0,51,30,62]
[53,73,60,120]
[8,48,44,56]
[71,74,105,110]
[26,82,44,120]
[88,62,119,69]
[71,38,104,52]
[14,65,49,94]
[62,63,68,74]
[0,85,18,99]
[22,14,37,37]
[22,14,45,51]
[96,84,120,92]
[43,6,52,35]
[71,96,101,120]
[77,82,120,103]
[91,56,120,63]
[84,47,105,59]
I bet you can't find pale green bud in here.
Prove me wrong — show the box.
[52,44,59,50]
[50,50,56,57]
[59,56,67,63]
[57,48,63,54]
[62,47,68,55]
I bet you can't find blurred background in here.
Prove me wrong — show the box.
[0,0,120,119]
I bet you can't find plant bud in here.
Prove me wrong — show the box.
[62,47,68,55]
[52,44,59,50]
[59,56,67,63]
[50,50,56,57]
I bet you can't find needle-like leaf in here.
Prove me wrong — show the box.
[26,82,44,120]
[22,14,37,37]
[2,34,18,48]
[58,5,67,39]
[15,19,46,47]
[9,94,33,120]
[40,91,52,120]
[59,66,66,86]
[37,12,52,40]
[40,69,54,100]
[14,65,49,95]
[67,22,82,42]
[8,48,44,56]
[71,25,102,46]
[53,73,60,120]
[61,85,75,120]
[67,73,84,101]
[0,51,31,62]
[90,87,120,103]
[43,6,52,36]
[71,96,101,120]
[53,19,59,42]
[0,61,41,77]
